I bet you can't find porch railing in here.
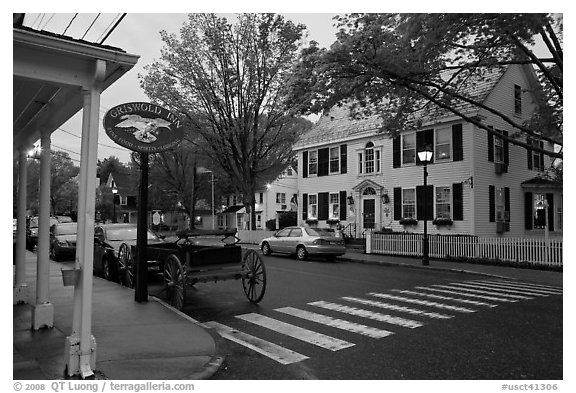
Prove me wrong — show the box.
[368,232,562,267]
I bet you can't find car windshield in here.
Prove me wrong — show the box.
[29,217,59,228]
[305,227,335,237]
[55,224,77,235]
[106,227,157,241]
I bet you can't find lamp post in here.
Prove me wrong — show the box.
[417,147,433,266]
[112,186,118,223]
[197,167,215,229]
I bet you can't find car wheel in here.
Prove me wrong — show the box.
[296,245,308,261]
[261,242,271,256]
[102,257,112,281]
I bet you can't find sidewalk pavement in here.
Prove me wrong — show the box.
[14,247,562,380]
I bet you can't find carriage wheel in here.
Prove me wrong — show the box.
[164,254,186,311]
[241,249,266,303]
[118,243,134,288]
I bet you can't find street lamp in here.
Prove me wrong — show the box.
[197,167,215,229]
[417,147,433,266]
[112,186,118,223]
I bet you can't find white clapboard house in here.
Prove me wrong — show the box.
[293,64,562,241]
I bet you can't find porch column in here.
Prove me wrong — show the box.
[65,59,105,379]
[14,146,29,304]
[32,129,54,330]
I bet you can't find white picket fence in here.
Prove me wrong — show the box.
[368,232,562,267]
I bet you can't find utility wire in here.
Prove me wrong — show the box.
[81,13,101,40]
[62,13,78,35]
[55,127,130,151]
[98,13,126,44]
[40,14,55,30]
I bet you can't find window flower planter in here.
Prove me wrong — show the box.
[305,219,318,225]
[433,218,453,226]
[399,218,418,226]
[326,219,340,225]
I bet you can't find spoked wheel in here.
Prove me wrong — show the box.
[241,249,266,303]
[118,243,134,288]
[163,254,186,311]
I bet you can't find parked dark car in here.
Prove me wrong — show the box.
[26,216,59,251]
[260,226,346,261]
[93,223,165,287]
[49,222,78,261]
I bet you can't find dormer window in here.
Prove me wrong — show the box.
[514,84,522,115]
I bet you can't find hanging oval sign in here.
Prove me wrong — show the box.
[103,102,184,153]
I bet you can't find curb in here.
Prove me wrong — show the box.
[336,255,514,280]
[150,296,226,380]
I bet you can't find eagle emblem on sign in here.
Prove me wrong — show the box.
[115,114,173,144]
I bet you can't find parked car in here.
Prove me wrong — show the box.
[26,216,60,251]
[56,215,73,223]
[93,223,165,286]
[49,222,77,261]
[260,226,346,261]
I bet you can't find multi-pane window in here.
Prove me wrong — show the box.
[514,84,522,115]
[402,189,416,219]
[402,133,416,164]
[329,147,340,173]
[531,139,544,171]
[287,167,293,176]
[435,127,451,161]
[435,186,451,219]
[358,142,381,174]
[276,193,286,204]
[308,194,318,219]
[329,193,340,219]
[308,150,318,175]
[365,142,375,173]
[495,187,505,221]
[259,193,263,204]
[494,135,504,163]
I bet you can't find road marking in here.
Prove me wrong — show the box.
[309,300,423,328]
[369,292,477,313]
[342,296,453,319]
[391,289,498,308]
[276,307,394,338]
[236,313,354,351]
[471,280,563,295]
[432,285,532,300]
[453,282,549,297]
[415,286,518,302]
[204,321,309,365]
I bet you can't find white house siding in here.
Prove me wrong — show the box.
[471,65,559,238]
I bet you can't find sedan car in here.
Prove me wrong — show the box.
[26,216,60,251]
[93,223,165,287]
[260,226,346,261]
[49,222,77,261]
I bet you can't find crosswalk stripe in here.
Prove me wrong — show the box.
[276,307,394,339]
[433,284,533,300]
[472,280,563,294]
[369,292,477,313]
[415,286,517,302]
[309,300,423,328]
[204,321,309,365]
[454,282,549,297]
[236,313,354,351]
[482,279,562,291]
[342,296,453,319]
[391,289,498,308]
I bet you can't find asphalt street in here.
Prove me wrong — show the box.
[147,253,563,380]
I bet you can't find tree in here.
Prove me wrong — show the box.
[97,156,124,186]
[140,13,312,229]
[287,13,562,161]
[50,152,80,215]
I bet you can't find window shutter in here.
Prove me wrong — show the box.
[539,141,545,170]
[416,185,433,220]
[339,191,347,220]
[393,187,402,220]
[302,151,308,178]
[393,136,401,168]
[503,131,509,168]
[452,124,463,162]
[318,192,329,220]
[452,183,463,221]
[489,185,495,222]
[546,193,554,231]
[527,138,533,170]
[318,148,329,176]
[524,192,533,230]
[340,145,347,174]
[487,132,494,162]
[302,193,308,220]
[504,187,510,222]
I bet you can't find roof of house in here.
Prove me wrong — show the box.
[521,176,563,189]
[294,67,507,149]
[222,205,245,214]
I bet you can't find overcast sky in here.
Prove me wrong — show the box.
[20,12,341,164]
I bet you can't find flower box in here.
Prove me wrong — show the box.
[399,218,418,226]
[433,218,453,226]
[305,219,318,225]
[326,219,340,225]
